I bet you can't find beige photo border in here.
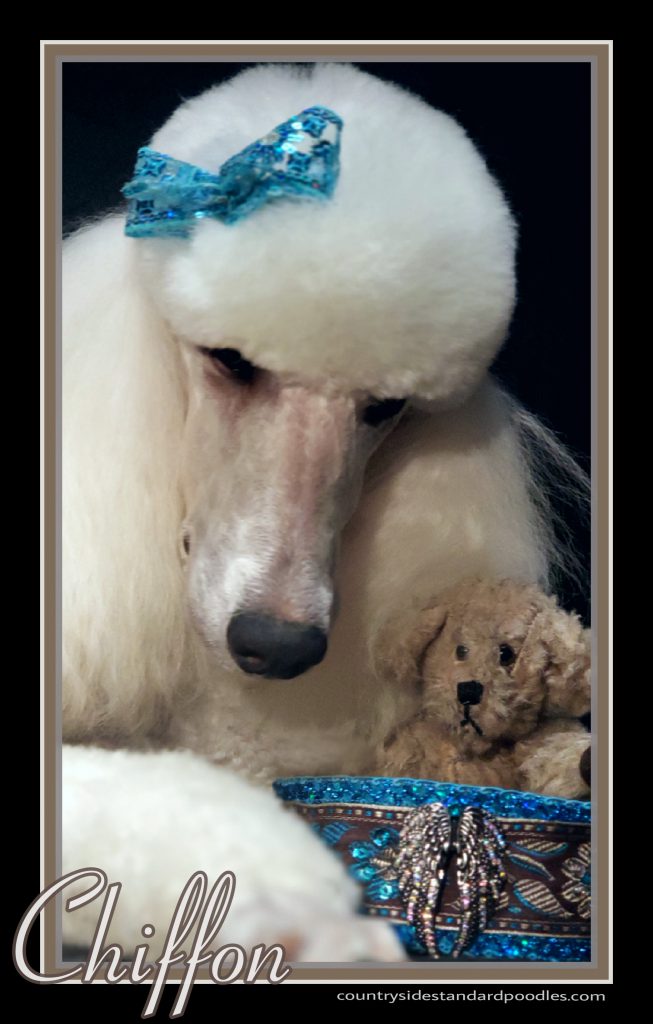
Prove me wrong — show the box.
[43,40,611,986]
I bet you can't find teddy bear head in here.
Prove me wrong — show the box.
[374,578,590,750]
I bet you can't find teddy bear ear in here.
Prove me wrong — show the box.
[372,605,448,687]
[536,606,592,718]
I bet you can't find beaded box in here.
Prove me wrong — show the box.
[274,776,591,962]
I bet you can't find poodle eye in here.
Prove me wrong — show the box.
[455,644,469,661]
[499,643,516,667]
[362,397,407,427]
[201,347,257,384]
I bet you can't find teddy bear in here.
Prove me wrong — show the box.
[372,578,591,799]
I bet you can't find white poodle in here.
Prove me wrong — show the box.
[62,63,583,961]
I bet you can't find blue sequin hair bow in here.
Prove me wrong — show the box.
[122,106,343,238]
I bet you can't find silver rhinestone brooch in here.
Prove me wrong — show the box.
[372,802,507,958]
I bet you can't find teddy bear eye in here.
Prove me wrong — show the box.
[499,643,516,667]
[455,644,469,661]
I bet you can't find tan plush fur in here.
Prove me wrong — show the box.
[373,579,591,799]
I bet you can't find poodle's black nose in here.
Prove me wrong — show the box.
[227,613,328,680]
[457,680,484,705]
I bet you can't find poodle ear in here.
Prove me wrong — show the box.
[372,605,448,687]
[63,216,189,738]
[535,607,591,719]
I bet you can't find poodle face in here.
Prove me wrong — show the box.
[178,341,406,678]
[131,64,519,682]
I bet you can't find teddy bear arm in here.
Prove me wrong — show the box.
[514,721,590,800]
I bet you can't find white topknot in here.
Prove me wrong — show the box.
[135,62,517,406]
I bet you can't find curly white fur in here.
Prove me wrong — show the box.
[62,63,583,960]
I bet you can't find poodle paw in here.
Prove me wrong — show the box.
[229,894,406,963]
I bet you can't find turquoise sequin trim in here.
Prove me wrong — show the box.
[273,776,591,823]
[393,924,590,962]
[122,106,343,237]
[275,777,590,962]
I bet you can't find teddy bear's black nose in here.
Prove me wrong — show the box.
[457,680,484,705]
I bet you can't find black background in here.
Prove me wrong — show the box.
[62,59,592,620]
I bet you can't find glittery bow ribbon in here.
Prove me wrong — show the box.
[122,106,343,238]
[373,803,507,959]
